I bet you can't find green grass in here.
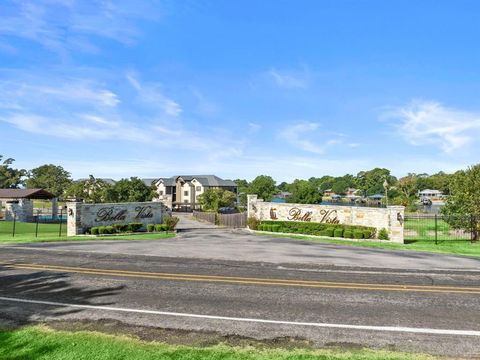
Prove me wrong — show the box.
[0,325,434,360]
[258,233,480,257]
[0,221,175,244]
[404,218,470,241]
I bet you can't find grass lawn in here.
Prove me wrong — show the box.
[0,325,434,360]
[258,233,480,258]
[404,218,470,241]
[0,221,175,244]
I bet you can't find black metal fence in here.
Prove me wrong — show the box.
[0,209,67,238]
[404,214,478,243]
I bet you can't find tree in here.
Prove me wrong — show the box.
[233,179,249,206]
[104,177,154,203]
[26,164,72,198]
[248,175,276,201]
[442,165,480,241]
[198,188,236,212]
[0,155,25,188]
[287,180,322,204]
[356,168,397,196]
[65,175,111,203]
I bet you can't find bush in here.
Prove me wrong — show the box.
[363,229,375,239]
[325,228,335,237]
[247,216,260,230]
[147,224,155,232]
[165,216,180,231]
[271,225,280,232]
[98,226,106,235]
[378,228,390,240]
[155,224,167,232]
[90,227,99,235]
[334,228,344,238]
[343,230,353,238]
[128,223,144,232]
[105,226,114,234]
[353,230,364,239]
[113,224,129,233]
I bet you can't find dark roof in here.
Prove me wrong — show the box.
[155,175,237,187]
[141,178,157,186]
[0,188,56,200]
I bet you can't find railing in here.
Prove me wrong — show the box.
[404,214,478,243]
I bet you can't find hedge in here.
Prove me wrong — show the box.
[257,220,377,240]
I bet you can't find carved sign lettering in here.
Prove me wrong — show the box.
[319,209,340,224]
[135,206,154,219]
[270,208,278,220]
[287,207,313,222]
[95,207,127,222]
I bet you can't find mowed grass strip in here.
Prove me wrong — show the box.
[258,233,480,257]
[0,221,175,244]
[0,325,435,360]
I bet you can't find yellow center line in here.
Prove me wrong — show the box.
[4,263,480,295]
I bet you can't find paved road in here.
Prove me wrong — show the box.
[0,241,480,357]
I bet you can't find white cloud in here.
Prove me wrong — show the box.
[126,73,182,117]
[267,68,309,89]
[0,0,162,54]
[386,100,480,153]
[248,122,261,133]
[279,122,337,154]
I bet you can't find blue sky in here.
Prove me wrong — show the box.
[1,0,480,181]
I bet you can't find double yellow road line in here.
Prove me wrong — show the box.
[4,262,480,295]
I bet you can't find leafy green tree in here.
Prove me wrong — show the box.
[356,168,397,196]
[65,175,111,203]
[26,164,72,198]
[233,179,249,206]
[248,175,276,201]
[331,179,350,195]
[287,180,322,204]
[442,165,480,241]
[198,188,236,212]
[0,155,25,188]
[104,177,154,203]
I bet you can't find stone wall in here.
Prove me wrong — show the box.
[67,201,165,236]
[4,199,34,222]
[247,195,405,243]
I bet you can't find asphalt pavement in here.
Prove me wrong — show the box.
[0,216,479,357]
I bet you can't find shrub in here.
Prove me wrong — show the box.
[128,223,144,232]
[271,225,280,232]
[105,226,114,234]
[155,224,164,232]
[353,230,364,239]
[147,224,155,232]
[378,228,390,240]
[343,230,353,238]
[98,226,106,235]
[325,228,335,237]
[334,228,344,238]
[90,227,99,235]
[165,216,180,231]
[113,224,129,233]
[363,229,375,239]
[247,216,260,230]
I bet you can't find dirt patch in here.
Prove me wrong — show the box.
[45,318,316,350]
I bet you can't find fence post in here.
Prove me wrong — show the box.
[58,207,63,237]
[12,212,16,237]
[35,211,40,238]
[434,214,438,245]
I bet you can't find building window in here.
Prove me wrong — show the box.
[196,186,201,191]
[159,191,164,195]
[184,191,188,196]
[184,200,188,204]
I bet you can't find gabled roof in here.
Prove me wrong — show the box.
[141,178,157,187]
[0,188,56,199]
[155,175,237,187]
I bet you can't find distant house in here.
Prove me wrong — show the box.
[153,175,237,211]
[345,188,361,198]
[418,189,444,198]
[368,194,384,201]
[323,189,335,197]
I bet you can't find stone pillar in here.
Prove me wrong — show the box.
[387,205,405,244]
[5,199,33,222]
[67,202,82,236]
[51,198,58,220]
[247,194,258,219]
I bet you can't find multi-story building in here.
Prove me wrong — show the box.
[153,175,237,211]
